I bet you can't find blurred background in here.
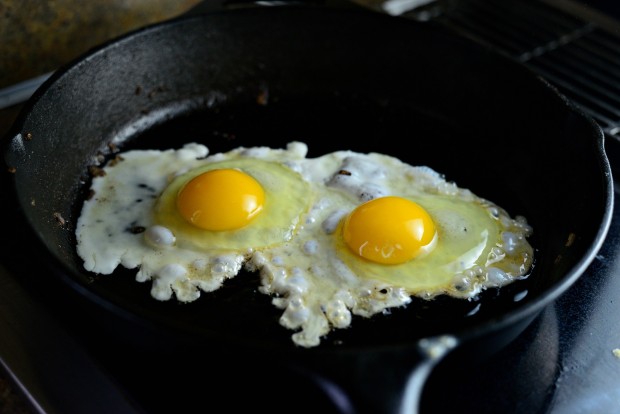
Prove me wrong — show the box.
[0,0,202,137]
[0,0,203,88]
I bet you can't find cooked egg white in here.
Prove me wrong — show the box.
[75,141,534,347]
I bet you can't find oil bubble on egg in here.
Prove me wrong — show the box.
[75,141,534,348]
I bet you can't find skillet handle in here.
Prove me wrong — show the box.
[293,335,458,414]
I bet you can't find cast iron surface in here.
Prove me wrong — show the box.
[1,4,614,413]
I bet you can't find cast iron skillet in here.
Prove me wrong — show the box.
[1,3,614,413]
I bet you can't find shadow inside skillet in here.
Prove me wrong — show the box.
[3,7,610,355]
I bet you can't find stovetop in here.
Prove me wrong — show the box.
[1,0,620,413]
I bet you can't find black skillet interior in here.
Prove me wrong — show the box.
[2,6,611,356]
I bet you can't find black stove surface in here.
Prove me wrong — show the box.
[2,1,620,413]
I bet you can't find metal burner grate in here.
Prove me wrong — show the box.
[405,0,620,138]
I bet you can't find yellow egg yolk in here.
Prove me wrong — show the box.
[342,196,437,265]
[176,168,265,231]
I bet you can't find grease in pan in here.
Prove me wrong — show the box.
[75,141,534,347]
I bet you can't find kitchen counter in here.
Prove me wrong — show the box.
[0,0,202,144]
[0,0,203,89]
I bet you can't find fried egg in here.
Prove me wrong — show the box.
[75,141,534,347]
